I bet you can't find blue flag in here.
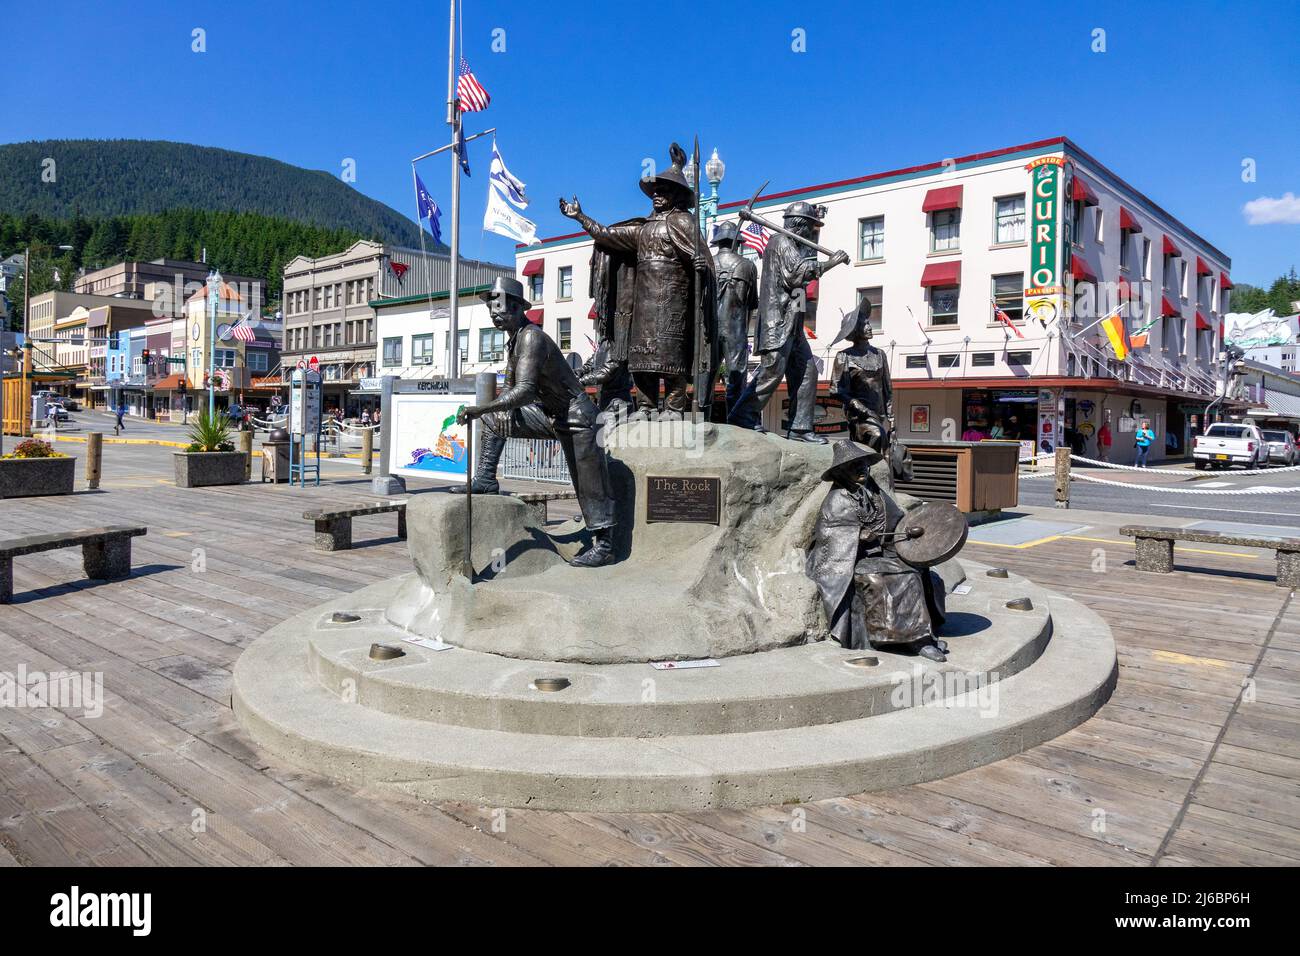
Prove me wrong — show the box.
[453,125,471,177]
[489,139,528,208]
[413,171,442,244]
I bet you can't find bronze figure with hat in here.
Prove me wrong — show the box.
[806,440,957,661]
[699,220,758,419]
[456,276,619,567]
[730,201,850,441]
[560,143,716,419]
[831,295,896,456]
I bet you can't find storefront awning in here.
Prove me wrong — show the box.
[921,184,963,213]
[525,308,544,325]
[1070,177,1099,206]
[920,261,961,287]
[1160,296,1182,318]
[521,259,545,277]
[1163,235,1181,257]
[151,373,188,391]
[1069,257,1097,283]
[1195,311,1212,332]
[805,279,819,301]
[1119,207,1142,232]
[1196,256,1212,276]
[1220,272,1233,290]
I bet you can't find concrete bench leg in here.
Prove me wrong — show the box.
[1278,550,1300,589]
[83,537,132,580]
[1133,536,1174,573]
[0,557,12,604]
[397,509,407,541]
[315,517,351,551]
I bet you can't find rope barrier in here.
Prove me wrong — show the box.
[1069,472,1300,494]
[1068,453,1300,476]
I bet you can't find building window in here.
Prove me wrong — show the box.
[972,352,995,367]
[993,195,1025,244]
[1140,237,1152,280]
[858,216,884,260]
[312,326,323,348]
[557,266,573,300]
[247,351,268,372]
[937,354,960,369]
[1007,350,1032,365]
[313,287,322,310]
[1119,229,1133,271]
[412,333,434,365]
[905,355,927,369]
[992,273,1024,323]
[214,348,236,368]
[1179,260,1189,297]
[529,274,544,301]
[930,209,960,252]
[479,328,505,362]
[557,318,571,351]
[928,284,960,326]
[854,287,884,332]
[445,330,469,361]
[1070,197,1086,247]
[382,336,402,367]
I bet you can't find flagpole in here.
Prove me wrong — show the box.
[412,163,438,348]
[447,0,461,380]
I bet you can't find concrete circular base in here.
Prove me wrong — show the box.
[232,559,1117,812]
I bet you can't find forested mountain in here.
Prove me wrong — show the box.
[0,139,425,246]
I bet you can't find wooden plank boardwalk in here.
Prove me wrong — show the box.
[1,464,1296,866]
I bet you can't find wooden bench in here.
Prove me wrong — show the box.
[0,526,147,603]
[515,490,579,524]
[1120,525,1300,589]
[304,502,407,551]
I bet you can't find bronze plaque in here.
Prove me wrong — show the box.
[645,475,721,524]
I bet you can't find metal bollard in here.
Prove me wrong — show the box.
[86,432,103,490]
[362,427,373,475]
[1054,446,1071,509]
[239,430,253,481]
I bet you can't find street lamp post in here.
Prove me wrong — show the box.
[684,148,725,239]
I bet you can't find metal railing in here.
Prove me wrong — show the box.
[501,437,572,484]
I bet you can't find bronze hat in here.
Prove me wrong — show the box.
[479,275,528,304]
[831,301,873,347]
[639,142,695,207]
[821,440,883,482]
[784,201,826,225]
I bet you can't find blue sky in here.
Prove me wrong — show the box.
[6,0,1298,284]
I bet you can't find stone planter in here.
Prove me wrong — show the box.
[0,455,76,498]
[174,451,247,488]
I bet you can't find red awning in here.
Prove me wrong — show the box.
[1196,256,1212,276]
[1119,207,1142,232]
[1160,296,1181,317]
[525,308,544,324]
[1220,272,1233,290]
[1195,311,1212,332]
[1162,235,1181,257]
[1070,257,1097,283]
[521,258,545,277]
[587,303,598,319]
[1070,177,1099,206]
[920,261,961,287]
[922,184,963,213]
[805,279,819,301]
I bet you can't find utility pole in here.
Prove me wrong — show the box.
[446,0,462,381]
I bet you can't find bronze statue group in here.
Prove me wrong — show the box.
[456,143,957,660]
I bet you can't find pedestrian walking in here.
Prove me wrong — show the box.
[1134,418,1155,468]
[1097,420,1112,462]
[115,402,127,432]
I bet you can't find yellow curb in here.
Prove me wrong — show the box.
[55,435,190,449]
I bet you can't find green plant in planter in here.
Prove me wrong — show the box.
[185,410,235,453]
[3,438,65,459]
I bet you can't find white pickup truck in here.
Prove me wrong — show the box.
[1192,423,1267,470]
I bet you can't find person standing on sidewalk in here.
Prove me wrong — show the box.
[1097,420,1112,462]
[1134,418,1155,467]
[115,402,127,432]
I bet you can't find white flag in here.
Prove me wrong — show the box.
[484,181,539,244]
[489,139,528,209]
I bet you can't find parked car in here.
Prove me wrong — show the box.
[1260,429,1299,467]
[1192,423,1267,469]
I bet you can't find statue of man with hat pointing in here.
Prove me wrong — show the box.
[457,276,618,568]
[731,201,850,442]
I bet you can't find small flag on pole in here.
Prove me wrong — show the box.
[229,312,257,342]
[1100,312,1131,360]
[414,171,442,244]
[991,299,1025,338]
[1128,316,1159,350]
[456,58,491,112]
[453,125,471,177]
[489,140,528,208]
[740,222,769,255]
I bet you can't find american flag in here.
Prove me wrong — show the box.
[991,299,1025,339]
[456,58,490,112]
[740,222,769,255]
[229,313,257,342]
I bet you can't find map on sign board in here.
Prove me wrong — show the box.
[391,392,472,480]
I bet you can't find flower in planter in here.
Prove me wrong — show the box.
[3,439,66,460]
[185,410,236,453]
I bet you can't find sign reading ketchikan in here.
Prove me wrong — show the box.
[1024,156,1065,300]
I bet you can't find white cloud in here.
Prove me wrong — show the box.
[1243,192,1300,225]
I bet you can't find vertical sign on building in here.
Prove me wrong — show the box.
[1024,156,1066,330]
